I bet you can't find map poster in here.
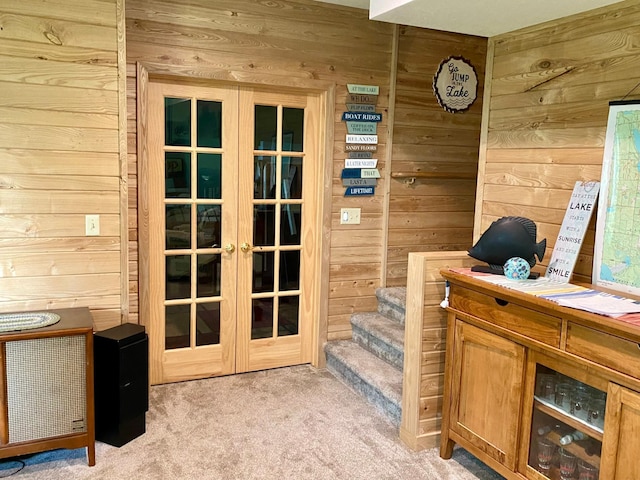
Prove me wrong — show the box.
[593,101,640,296]
[546,181,599,282]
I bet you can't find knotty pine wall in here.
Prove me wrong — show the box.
[124,0,487,339]
[477,0,640,283]
[124,0,393,337]
[124,0,394,340]
[386,26,486,286]
[0,0,127,330]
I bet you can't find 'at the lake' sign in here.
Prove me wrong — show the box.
[347,84,379,95]
[433,56,478,113]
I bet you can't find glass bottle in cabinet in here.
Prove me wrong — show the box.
[529,365,604,479]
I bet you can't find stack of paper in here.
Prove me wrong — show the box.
[540,289,640,318]
[464,269,640,318]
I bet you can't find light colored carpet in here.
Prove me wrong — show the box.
[0,365,504,479]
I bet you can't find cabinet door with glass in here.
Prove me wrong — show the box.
[525,353,606,480]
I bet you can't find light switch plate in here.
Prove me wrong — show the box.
[340,208,361,225]
[85,215,100,236]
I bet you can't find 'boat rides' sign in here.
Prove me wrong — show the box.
[433,56,478,113]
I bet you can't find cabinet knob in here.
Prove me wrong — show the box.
[495,298,509,307]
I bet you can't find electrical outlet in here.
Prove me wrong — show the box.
[85,215,100,236]
[340,208,361,225]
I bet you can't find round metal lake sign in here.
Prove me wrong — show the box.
[433,56,478,113]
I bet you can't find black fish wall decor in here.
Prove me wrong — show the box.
[468,216,546,274]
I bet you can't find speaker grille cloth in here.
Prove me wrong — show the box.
[6,335,86,443]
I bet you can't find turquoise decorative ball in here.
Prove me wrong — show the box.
[503,257,531,280]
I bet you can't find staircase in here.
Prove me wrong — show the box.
[324,286,406,426]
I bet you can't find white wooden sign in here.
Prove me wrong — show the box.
[545,181,600,282]
[345,158,377,168]
[347,84,379,95]
[361,168,380,178]
[346,134,377,144]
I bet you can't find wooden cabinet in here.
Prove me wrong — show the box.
[0,308,95,466]
[446,322,525,470]
[601,383,640,479]
[440,268,640,480]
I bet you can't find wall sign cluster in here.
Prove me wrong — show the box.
[342,84,381,196]
[433,56,478,113]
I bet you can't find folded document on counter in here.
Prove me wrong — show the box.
[462,269,640,318]
[540,289,640,318]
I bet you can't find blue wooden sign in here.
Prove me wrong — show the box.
[342,112,382,122]
[345,186,375,196]
[341,168,362,178]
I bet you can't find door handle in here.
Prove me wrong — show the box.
[240,242,253,253]
[224,243,236,254]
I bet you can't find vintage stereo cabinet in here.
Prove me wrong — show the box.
[0,307,95,466]
[440,268,640,480]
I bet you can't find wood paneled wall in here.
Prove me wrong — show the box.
[3,0,635,340]
[0,0,126,330]
[386,27,486,286]
[401,251,475,450]
[124,0,395,339]
[124,0,489,339]
[477,0,640,282]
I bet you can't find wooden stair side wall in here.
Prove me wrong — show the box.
[400,251,475,451]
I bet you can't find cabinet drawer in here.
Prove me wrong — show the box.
[449,285,561,347]
[566,323,640,378]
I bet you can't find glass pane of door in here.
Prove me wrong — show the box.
[163,96,225,350]
[148,80,239,384]
[249,103,304,341]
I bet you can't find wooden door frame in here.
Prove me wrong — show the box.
[136,62,334,369]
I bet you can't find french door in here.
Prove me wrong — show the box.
[146,81,320,384]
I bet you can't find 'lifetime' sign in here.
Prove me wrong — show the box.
[345,186,375,196]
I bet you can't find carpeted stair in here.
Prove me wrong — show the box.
[325,287,406,426]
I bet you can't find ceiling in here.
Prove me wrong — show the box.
[315,0,623,37]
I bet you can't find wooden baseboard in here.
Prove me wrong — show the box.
[399,427,440,451]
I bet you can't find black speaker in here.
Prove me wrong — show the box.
[93,323,148,447]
